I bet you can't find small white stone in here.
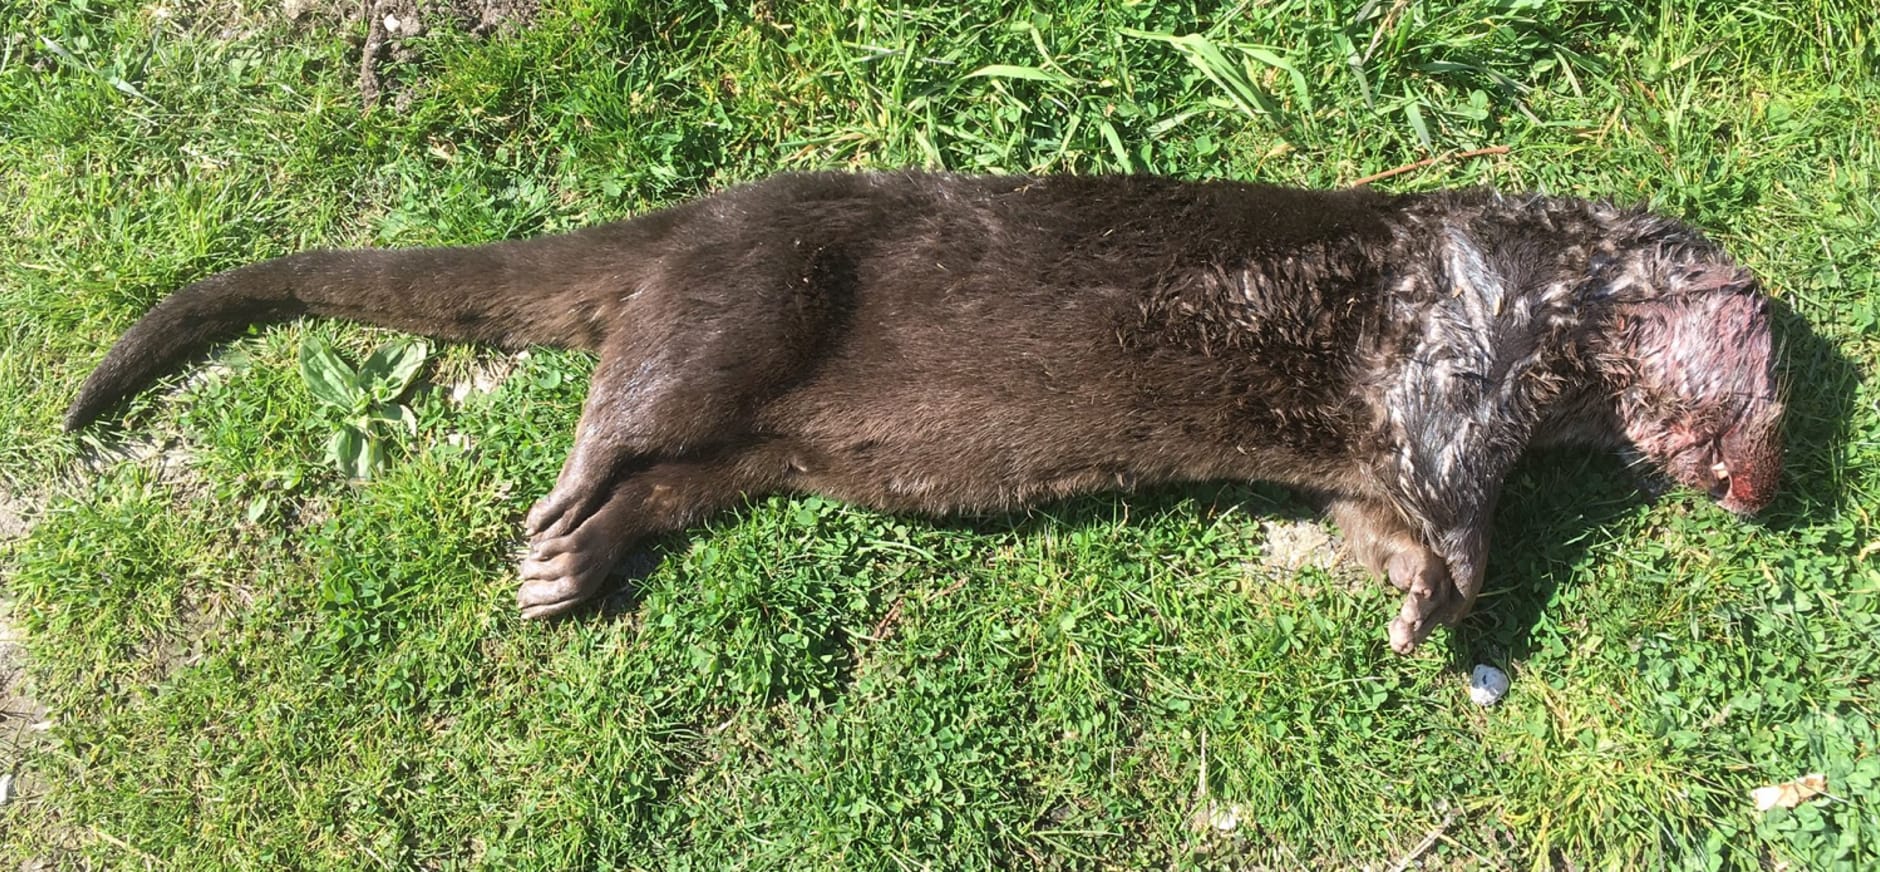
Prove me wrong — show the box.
[383,14,401,33]
[1205,802,1243,832]
[1469,664,1509,706]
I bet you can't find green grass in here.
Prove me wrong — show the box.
[2,0,1877,867]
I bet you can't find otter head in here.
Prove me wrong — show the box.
[1607,255,1784,515]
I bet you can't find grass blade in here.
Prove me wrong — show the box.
[962,64,1076,85]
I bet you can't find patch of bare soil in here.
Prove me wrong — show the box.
[359,0,540,108]
[443,349,525,404]
[0,489,49,829]
[0,492,26,543]
[1255,517,1344,575]
[0,611,49,807]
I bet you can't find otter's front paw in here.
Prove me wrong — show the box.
[1384,548,1459,654]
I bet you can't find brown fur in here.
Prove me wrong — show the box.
[66,171,1784,652]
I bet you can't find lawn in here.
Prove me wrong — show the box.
[1,0,1876,867]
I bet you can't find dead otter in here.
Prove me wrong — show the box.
[64,171,1783,653]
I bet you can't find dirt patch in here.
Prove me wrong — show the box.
[443,349,525,404]
[183,0,541,107]
[359,0,541,108]
[1255,518,1344,575]
[1,490,51,828]
[0,608,50,805]
[0,493,27,543]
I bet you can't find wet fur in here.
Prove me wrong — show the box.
[66,171,1784,652]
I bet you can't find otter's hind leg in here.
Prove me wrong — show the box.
[1328,498,1485,654]
[516,330,783,618]
[523,337,746,540]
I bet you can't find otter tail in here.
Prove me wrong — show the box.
[65,227,644,431]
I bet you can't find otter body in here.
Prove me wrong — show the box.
[67,172,1783,652]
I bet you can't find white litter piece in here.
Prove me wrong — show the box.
[1469,664,1509,706]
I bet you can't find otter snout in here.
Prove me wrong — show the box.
[1716,423,1782,515]
[1716,458,1779,515]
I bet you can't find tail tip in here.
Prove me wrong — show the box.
[63,390,106,433]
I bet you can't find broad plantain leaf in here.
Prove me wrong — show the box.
[361,340,430,400]
[364,438,387,477]
[300,341,362,409]
[327,425,368,479]
[367,402,418,434]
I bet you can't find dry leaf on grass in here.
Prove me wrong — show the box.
[1751,773,1828,811]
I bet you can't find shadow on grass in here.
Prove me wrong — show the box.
[1761,301,1864,527]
